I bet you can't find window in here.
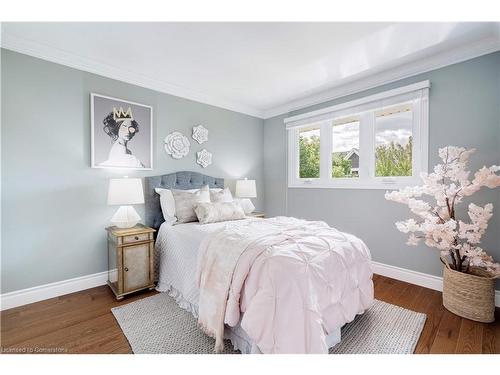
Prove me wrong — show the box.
[375,104,413,177]
[299,126,321,178]
[287,81,429,189]
[332,117,360,178]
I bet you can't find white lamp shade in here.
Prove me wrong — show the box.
[107,178,144,205]
[235,178,256,198]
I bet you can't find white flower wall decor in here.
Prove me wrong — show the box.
[385,146,500,276]
[192,125,208,144]
[164,131,190,159]
[196,149,212,168]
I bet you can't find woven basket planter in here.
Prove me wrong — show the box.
[442,261,497,323]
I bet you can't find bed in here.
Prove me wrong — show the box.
[145,171,374,354]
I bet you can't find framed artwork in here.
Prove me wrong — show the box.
[91,93,153,170]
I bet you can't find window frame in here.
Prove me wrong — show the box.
[286,81,429,190]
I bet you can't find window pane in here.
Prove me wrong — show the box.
[332,118,359,178]
[375,104,413,177]
[299,126,320,178]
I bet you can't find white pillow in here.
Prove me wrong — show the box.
[234,198,255,214]
[171,185,210,223]
[194,201,246,224]
[155,188,177,224]
[210,187,233,203]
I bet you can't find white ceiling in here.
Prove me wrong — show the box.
[2,22,499,118]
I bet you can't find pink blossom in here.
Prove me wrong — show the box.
[385,146,500,275]
[396,218,420,233]
[407,234,420,246]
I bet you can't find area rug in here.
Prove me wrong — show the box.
[111,293,426,354]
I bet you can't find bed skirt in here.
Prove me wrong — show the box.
[158,284,258,353]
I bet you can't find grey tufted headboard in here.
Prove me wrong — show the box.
[144,171,224,231]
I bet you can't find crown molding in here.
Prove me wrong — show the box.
[0,32,265,119]
[2,29,499,121]
[262,34,500,119]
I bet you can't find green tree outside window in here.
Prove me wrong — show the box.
[375,137,412,177]
[299,135,412,179]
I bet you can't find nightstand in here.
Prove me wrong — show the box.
[106,224,156,300]
[247,212,265,218]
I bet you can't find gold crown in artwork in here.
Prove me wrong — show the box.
[113,107,134,122]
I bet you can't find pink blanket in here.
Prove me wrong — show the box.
[196,217,374,353]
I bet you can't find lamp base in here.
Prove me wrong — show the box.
[239,198,255,214]
[111,205,141,228]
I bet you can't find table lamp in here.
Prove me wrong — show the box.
[107,177,144,228]
[235,178,256,214]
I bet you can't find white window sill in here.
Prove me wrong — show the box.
[288,178,422,190]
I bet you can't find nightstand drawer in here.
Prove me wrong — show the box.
[123,232,150,244]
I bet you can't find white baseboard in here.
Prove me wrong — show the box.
[1,262,498,311]
[371,261,500,307]
[0,271,109,311]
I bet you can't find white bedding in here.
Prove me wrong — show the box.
[155,218,262,352]
[155,218,343,353]
[155,220,219,303]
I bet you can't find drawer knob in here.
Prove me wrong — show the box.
[134,236,139,240]
[124,267,129,272]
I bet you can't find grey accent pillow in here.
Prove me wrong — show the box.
[171,185,210,223]
[194,202,246,224]
[210,187,233,203]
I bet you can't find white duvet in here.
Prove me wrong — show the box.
[195,217,374,354]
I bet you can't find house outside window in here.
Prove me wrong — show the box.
[333,148,359,177]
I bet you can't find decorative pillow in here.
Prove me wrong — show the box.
[234,198,255,214]
[194,202,246,224]
[155,188,177,224]
[210,187,233,203]
[171,185,210,223]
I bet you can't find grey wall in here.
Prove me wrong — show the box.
[2,48,499,294]
[1,49,264,293]
[264,52,500,286]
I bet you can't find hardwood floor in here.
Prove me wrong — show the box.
[1,274,498,354]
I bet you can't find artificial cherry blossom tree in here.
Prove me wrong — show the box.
[385,146,500,276]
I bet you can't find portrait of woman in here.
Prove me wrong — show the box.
[91,94,153,169]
